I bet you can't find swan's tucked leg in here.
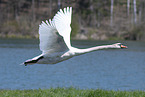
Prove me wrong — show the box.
[24,56,44,66]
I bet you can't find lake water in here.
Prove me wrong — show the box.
[0,38,144,91]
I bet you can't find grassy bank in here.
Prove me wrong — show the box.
[0,88,144,97]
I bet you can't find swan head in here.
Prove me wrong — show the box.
[113,43,128,49]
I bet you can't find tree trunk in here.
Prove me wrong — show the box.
[133,0,137,24]
[97,1,101,28]
[90,0,96,27]
[138,1,142,24]
[49,0,52,17]
[0,0,2,23]
[143,1,145,21]
[32,0,36,22]
[97,11,100,28]
[110,0,114,26]
[58,0,61,10]
[127,0,130,16]
[14,3,19,21]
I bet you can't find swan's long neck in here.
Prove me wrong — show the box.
[71,44,119,55]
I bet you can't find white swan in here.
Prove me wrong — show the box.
[23,7,127,66]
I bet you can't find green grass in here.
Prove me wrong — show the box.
[0,88,144,97]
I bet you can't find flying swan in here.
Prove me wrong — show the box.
[23,7,127,66]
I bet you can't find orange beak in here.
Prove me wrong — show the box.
[121,45,128,48]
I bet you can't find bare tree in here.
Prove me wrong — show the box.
[133,0,137,24]
[49,0,52,17]
[127,0,130,16]
[0,0,2,23]
[90,0,97,27]
[138,0,142,24]
[110,0,114,26]
[58,0,61,9]
[32,0,36,22]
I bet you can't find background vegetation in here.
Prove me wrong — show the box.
[0,0,145,40]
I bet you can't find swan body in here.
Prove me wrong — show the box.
[23,7,127,66]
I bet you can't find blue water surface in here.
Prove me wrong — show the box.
[0,38,145,90]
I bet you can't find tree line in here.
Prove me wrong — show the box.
[0,0,145,40]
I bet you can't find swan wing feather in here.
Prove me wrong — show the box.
[53,7,72,49]
[39,19,68,54]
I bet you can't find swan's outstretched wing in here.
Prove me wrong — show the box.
[39,19,68,54]
[53,7,72,49]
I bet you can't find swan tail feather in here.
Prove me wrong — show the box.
[22,56,44,66]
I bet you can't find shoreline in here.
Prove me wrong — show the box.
[0,33,126,41]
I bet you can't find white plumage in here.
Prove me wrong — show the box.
[23,7,127,66]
